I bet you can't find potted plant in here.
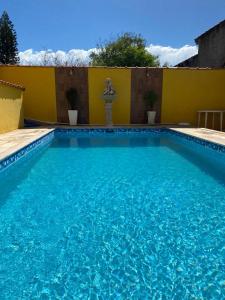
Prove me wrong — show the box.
[66,88,79,125]
[144,90,158,125]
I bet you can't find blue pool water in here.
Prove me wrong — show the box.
[0,131,225,299]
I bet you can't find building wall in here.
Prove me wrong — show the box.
[177,21,225,68]
[197,23,225,67]
[55,67,89,124]
[176,54,198,67]
[0,66,57,123]
[0,83,23,133]
[161,69,225,126]
[131,68,163,123]
[88,68,131,124]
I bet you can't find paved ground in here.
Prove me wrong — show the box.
[0,128,54,161]
[170,127,225,146]
[0,126,225,162]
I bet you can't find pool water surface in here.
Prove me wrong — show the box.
[0,131,224,299]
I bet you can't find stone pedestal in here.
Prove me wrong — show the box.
[105,102,113,126]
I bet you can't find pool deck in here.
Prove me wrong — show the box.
[0,128,54,161]
[170,127,225,146]
[0,126,225,161]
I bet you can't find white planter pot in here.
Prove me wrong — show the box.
[68,110,78,125]
[147,111,156,125]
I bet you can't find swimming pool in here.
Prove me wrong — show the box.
[0,129,224,299]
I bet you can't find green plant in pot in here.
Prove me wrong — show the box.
[144,90,158,125]
[66,88,79,125]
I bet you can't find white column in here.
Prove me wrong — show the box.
[105,103,113,126]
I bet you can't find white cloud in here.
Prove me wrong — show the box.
[19,48,96,66]
[19,44,198,67]
[146,44,198,66]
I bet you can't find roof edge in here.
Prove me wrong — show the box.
[0,80,25,91]
[195,19,225,44]
[175,54,198,67]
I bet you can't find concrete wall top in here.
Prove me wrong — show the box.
[1,65,225,70]
[0,79,25,91]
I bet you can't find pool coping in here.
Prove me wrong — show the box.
[1,126,225,172]
[0,129,55,171]
[170,127,225,147]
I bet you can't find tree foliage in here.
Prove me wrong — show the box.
[0,11,19,64]
[90,33,159,67]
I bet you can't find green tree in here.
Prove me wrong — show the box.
[0,11,19,64]
[90,33,159,67]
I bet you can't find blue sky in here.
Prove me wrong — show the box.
[1,0,224,65]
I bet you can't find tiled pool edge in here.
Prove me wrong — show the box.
[168,128,225,154]
[55,127,164,134]
[0,130,55,172]
[1,127,225,172]
[55,127,225,153]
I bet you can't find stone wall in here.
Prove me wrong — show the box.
[55,67,89,124]
[130,68,163,124]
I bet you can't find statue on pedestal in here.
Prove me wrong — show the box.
[102,78,116,126]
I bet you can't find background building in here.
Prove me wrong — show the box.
[176,20,225,68]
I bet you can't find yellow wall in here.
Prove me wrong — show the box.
[88,68,131,124]
[0,67,225,127]
[162,69,225,125]
[0,66,57,123]
[0,83,23,133]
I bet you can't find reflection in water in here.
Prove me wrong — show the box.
[51,136,165,148]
